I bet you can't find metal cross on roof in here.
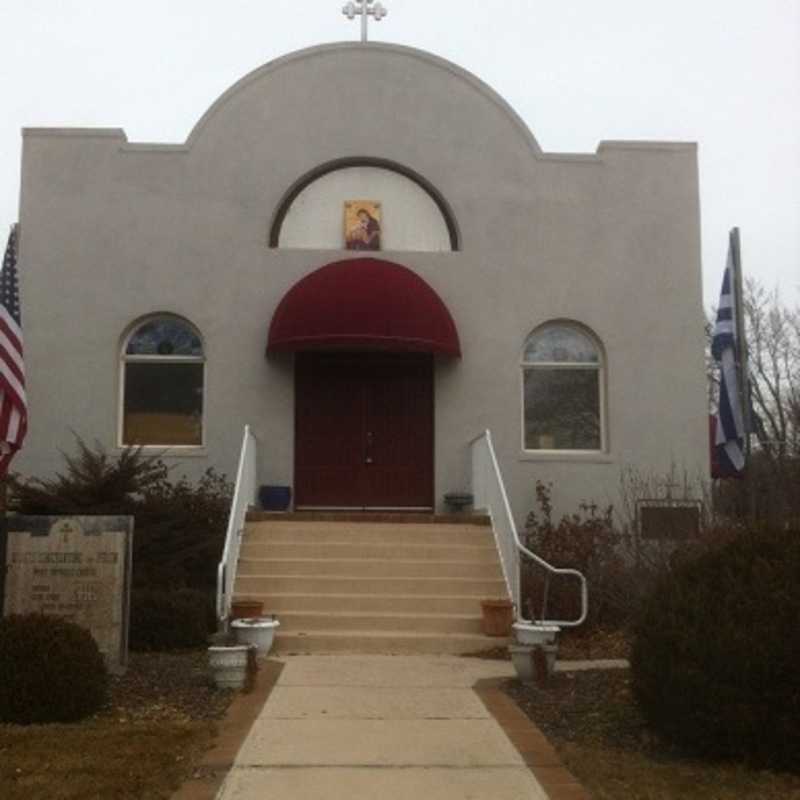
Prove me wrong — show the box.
[342,0,388,43]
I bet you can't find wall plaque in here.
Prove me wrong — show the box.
[1,516,133,673]
[637,500,702,541]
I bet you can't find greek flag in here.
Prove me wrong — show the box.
[711,239,745,474]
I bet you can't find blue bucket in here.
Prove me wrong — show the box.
[259,485,292,511]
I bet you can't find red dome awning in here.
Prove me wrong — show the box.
[267,258,461,357]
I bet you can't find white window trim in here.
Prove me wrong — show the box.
[520,324,607,456]
[118,317,207,450]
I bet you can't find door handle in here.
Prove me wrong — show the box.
[365,431,374,464]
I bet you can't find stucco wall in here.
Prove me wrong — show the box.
[16,43,707,526]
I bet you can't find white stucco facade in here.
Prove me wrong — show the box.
[15,42,707,524]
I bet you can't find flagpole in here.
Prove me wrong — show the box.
[730,226,757,521]
[729,227,752,460]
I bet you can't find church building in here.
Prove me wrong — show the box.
[15,40,707,525]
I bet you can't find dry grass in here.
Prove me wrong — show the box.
[506,669,800,800]
[0,651,233,800]
[0,721,214,800]
[558,741,800,800]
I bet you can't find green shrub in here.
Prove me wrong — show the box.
[129,588,214,651]
[630,526,800,772]
[0,613,109,724]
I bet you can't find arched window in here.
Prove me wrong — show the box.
[522,323,604,452]
[120,315,205,446]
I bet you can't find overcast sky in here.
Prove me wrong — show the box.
[1,0,797,304]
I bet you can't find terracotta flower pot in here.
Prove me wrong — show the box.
[480,598,514,637]
[231,599,264,621]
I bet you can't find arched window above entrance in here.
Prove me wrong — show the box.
[270,159,459,251]
[119,315,205,447]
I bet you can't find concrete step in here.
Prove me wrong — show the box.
[233,516,509,655]
[273,629,508,655]
[276,610,483,635]
[239,541,499,562]
[235,574,508,597]
[234,593,487,616]
[247,512,491,526]
[237,558,504,580]
[243,521,497,546]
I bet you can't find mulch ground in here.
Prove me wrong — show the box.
[503,669,800,799]
[462,626,631,662]
[557,627,630,661]
[505,669,649,752]
[103,651,234,723]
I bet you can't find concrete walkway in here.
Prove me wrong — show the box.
[216,655,549,799]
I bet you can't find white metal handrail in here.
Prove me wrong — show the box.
[470,429,588,627]
[216,424,257,624]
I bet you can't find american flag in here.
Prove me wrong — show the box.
[0,225,27,476]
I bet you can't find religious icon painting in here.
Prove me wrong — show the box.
[344,200,382,251]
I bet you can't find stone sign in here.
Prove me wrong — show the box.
[1,516,133,672]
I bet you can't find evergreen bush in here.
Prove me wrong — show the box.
[0,613,109,724]
[630,526,800,772]
[131,469,232,592]
[129,588,214,651]
[7,438,166,514]
[9,437,232,593]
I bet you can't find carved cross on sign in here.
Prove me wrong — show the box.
[342,0,388,42]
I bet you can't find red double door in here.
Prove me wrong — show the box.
[295,353,434,509]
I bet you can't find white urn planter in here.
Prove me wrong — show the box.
[207,645,251,689]
[512,622,560,646]
[509,643,559,683]
[231,616,280,655]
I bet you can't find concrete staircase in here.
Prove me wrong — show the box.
[233,513,510,654]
